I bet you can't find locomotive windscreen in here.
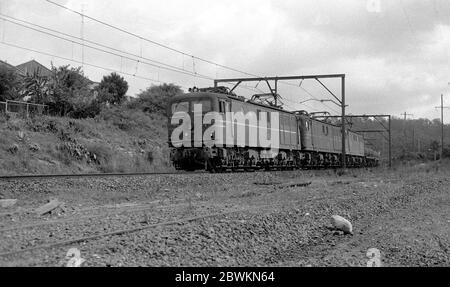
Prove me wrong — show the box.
[170,99,212,114]
[171,101,189,113]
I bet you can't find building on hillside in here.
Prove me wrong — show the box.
[0,60,26,77]
[2,58,102,102]
[2,59,101,89]
[15,60,52,78]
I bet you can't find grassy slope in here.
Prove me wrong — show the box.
[0,108,172,175]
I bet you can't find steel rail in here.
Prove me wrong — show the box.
[0,201,194,233]
[0,185,378,258]
[0,171,204,180]
[0,204,274,258]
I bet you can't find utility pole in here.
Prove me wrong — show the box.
[401,112,413,154]
[214,73,347,167]
[341,76,346,168]
[401,112,413,121]
[441,94,443,159]
[388,115,392,167]
[435,94,450,160]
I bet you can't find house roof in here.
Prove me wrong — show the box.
[15,60,52,77]
[3,59,99,85]
[0,60,26,76]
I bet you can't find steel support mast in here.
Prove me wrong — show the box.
[214,74,347,167]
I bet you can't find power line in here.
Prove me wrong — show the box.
[80,3,84,69]
[0,15,215,81]
[2,39,335,116]
[5,2,342,113]
[44,0,260,78]
[0,14,269,96]
[0,40,168,86]
[42,0,340,113]
[0,14,207,77]
[282,96,321,113]
[298,85,340,114]
[434,94,450,159]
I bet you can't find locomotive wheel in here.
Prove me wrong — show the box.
[207,158,224,173]
[206,159,217,173]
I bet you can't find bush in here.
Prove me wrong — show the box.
[20,70,49,103]
[133,83,183,114]
[97,72,129,105]
[99,104,164,131]
[45,65,96,117]
[0,65,20,101]
[68,98,102,119]
[85,142,113,166]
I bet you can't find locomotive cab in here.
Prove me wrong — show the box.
[167,92,224,170]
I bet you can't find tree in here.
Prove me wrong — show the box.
[432,118,441,126]
[0,65,20,101]
[98,72,128,105]
[430,140,440,160]
[46,65,93,117]
[20,68,50,103]
[133,83,183,114]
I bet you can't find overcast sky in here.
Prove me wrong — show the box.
[1,0,450,121]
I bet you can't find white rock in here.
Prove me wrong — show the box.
[0,199,17,208]
[35,199,62,215]
[66,248,85,267]
[331,215,353,234]
[17,131,25,140]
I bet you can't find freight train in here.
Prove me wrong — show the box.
[167,86,379,172]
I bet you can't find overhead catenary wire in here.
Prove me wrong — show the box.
[4,2,343,114]
[44,0,260,78]
[0,15,214,81]
[0,41,167,86]
[0,14,265,96]
[282,96,322,114]
[0,40,250,95]
[0,13,212,78]
[41,0,342,113]
[298,85,340,114]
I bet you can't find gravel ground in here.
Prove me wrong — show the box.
[0,165,448,267]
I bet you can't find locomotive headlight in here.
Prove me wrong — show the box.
[211,131,215,140]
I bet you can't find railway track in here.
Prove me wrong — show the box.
[0,169,375,265]
[0,188,358,260]
[0,166,378,181]
[0,200,193,232]
[0,169,284,180]
[0,171,205,180]
[0,202,278,258]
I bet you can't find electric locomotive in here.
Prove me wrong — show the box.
[167,86,379,171]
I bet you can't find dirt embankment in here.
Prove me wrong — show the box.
[0,112,171,175]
